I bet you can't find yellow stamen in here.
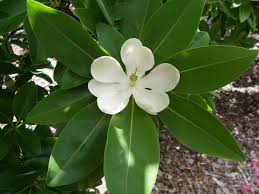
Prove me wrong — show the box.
[129,73,138,87]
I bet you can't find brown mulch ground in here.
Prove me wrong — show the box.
[153,58,259,194]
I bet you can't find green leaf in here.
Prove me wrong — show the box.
[34,125,53,139]
[77,163,103,189]
[219,1,236,20]
[178,94,212,112]
[232,0,242,7]
[167,46,258,94]
[96,23,125,60]
[0,133,10,160]
[24,156,49,171]
[140,0,205,63]
[0,63,20,74]
[36,189,57,194]
[73,8,101,35]
[69,0,89,8]
[54,63,88,90]
[104,100,160,194]
[201,93,216,111]
[27,0,107,77]
[120,0,162,38]
[71,0,105,35]
[159,93,246,161]
[0,96,13,124]
[24,16,47,66]
[239,4,251,23]
[240,37,259,49]
[190,31,210,48]
[13,82,38,121]
[0,168,38,192]
[46,102,109,187]
[27,86,93,124]
[0,0,26,35]
[16,126,41,155]
[96,0,115,26]
[57,163,103,191]
[41,137,57,156]
[37,85,48,101]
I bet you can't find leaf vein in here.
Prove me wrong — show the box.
[29,5,94,60]
[153,1,192,54]
[180,53,255,73]
[51,112,107,181]
[166,98,241,158]
[125,100,135,194]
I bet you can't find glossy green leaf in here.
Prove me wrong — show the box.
[190,31,210,48]
[77,163,103,189]
[232,0,242,7]
[178,94,212,112]
[104,100,160,194]
[0,0,26,35]
[24,16,47,66]
[71,0,104,35]
[141,0,205,63]
[167,46,258,94]
[219,2,236,20]
[16,126,41,155]
[57,163,103,191]
[27,86,93,124]
[201,93,216,112]
[239,4,251,23]
[46,102,109,187]
[159,93,246,161]
[27,0,107,77]
[96,0,115,26]
[54,63,88,90]
[13,82,38,121]
[73,8,100,35]
[120,0,162,38]
[96,23,125,60]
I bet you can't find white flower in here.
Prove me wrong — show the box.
[88,38,180,115]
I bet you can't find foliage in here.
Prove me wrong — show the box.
[0,0,258,193]
[201,0,259,48]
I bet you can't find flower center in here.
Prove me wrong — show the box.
[129,73,138,87]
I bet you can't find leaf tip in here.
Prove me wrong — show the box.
[234,151,247,162]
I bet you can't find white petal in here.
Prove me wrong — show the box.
[138,63,180,92]
[97,86,132,115]
[121,38,154,77]
[91,56,127,83]
[88,79,123,97]
[133,87,169,115]
[121,38,142,65]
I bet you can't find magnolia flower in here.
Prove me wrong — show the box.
[88,38,180,115]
